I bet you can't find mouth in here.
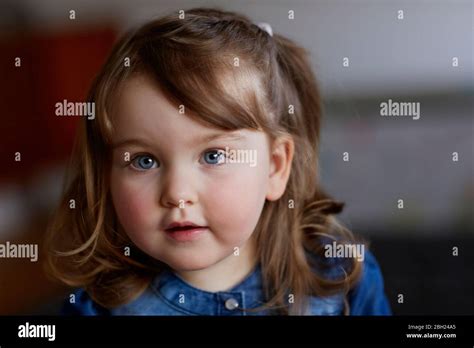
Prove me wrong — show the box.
[164,222,208,242]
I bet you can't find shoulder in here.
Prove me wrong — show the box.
[348,250,392,315]
[60,288,109,315]
[306,246,391,315]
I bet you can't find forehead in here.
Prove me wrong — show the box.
[112,74,206,137]
[114,74,174,124]
[110,74,267,149]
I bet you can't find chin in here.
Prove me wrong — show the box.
[162,254,217,272]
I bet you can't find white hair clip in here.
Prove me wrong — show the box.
[256,22,273,37]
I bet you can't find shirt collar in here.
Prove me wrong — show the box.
[151,263,269,315]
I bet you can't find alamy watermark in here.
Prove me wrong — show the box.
[0,241,38,262]
[324,241,365,262]
[221,146,257,167]
[55,99,95,120]
[18,322,55,341]
[380,99,420,120]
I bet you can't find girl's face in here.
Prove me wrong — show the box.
[109,74,280,272]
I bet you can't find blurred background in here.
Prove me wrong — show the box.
[0,0,472,315]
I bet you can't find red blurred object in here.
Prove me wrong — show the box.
[0,27,117,182]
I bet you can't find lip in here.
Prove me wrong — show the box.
[165,221,202,230]
[164,221,208,242]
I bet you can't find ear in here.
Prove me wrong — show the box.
[266,135,294,201]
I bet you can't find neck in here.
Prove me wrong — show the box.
[174,236,257,292]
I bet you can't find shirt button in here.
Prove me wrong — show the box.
[225,298,239,311]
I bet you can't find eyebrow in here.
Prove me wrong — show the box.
[111,132,245,149]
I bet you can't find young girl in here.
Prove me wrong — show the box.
[45,7,391,316]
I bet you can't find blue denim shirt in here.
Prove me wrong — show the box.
[62,250,391,315]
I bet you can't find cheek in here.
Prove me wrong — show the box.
[110,174,156,238]
[204,164,268,242]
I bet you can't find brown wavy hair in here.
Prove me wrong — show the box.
[44,7,363,315]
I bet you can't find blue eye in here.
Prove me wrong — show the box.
[203,150,226,165]
[131,155,158,170]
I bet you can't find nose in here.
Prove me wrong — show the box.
[159,165,198,209]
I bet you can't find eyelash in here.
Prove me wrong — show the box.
[128,149,228,171]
